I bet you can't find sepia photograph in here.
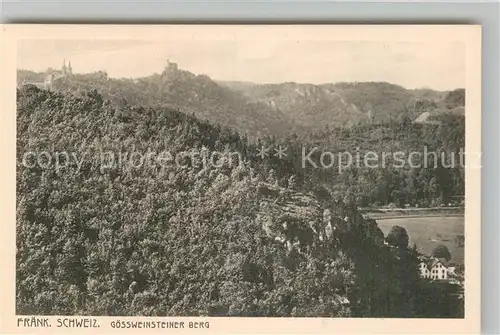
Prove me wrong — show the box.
[1,25,481,334]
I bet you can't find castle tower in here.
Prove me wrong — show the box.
[162,59,179,79]
[166,59,178,71]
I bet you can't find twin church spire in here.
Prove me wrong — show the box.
[61,58,72,74]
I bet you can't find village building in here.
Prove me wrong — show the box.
[418,256,457,281]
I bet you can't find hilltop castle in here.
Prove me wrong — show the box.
[21,59,73,89]
[160,59,179,79]
[166,59,178,71]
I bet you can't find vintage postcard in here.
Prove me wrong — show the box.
[1,25,481,334]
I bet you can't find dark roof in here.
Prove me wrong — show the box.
[419,256,450,269]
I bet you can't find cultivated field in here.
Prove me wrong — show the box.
[377,216,465,265]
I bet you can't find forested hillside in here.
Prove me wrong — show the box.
[16,85,462,317]
[18,67,297,138]
[17,69,47,83]
[17,68,466,208]
[220,81,465,129]
[300,115,466,208]
[18,68,465,135]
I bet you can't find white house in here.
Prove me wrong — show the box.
[418,257,453,280]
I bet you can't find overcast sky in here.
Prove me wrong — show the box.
[18,39,465,91]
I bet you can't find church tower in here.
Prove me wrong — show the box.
[67,61,73,74]
[62,59,67,74]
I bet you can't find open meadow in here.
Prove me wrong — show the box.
[377,216,465,265]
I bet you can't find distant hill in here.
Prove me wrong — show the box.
[17,69,47,84]
[18,66,464,134]
[220,80,464,129]
[409,88,448,102]
[18,65,298,138]
[222,81,367,129]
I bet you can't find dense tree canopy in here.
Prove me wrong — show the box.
[18,69,466,210]
[385,226,410,248]
[432,244,452,262]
